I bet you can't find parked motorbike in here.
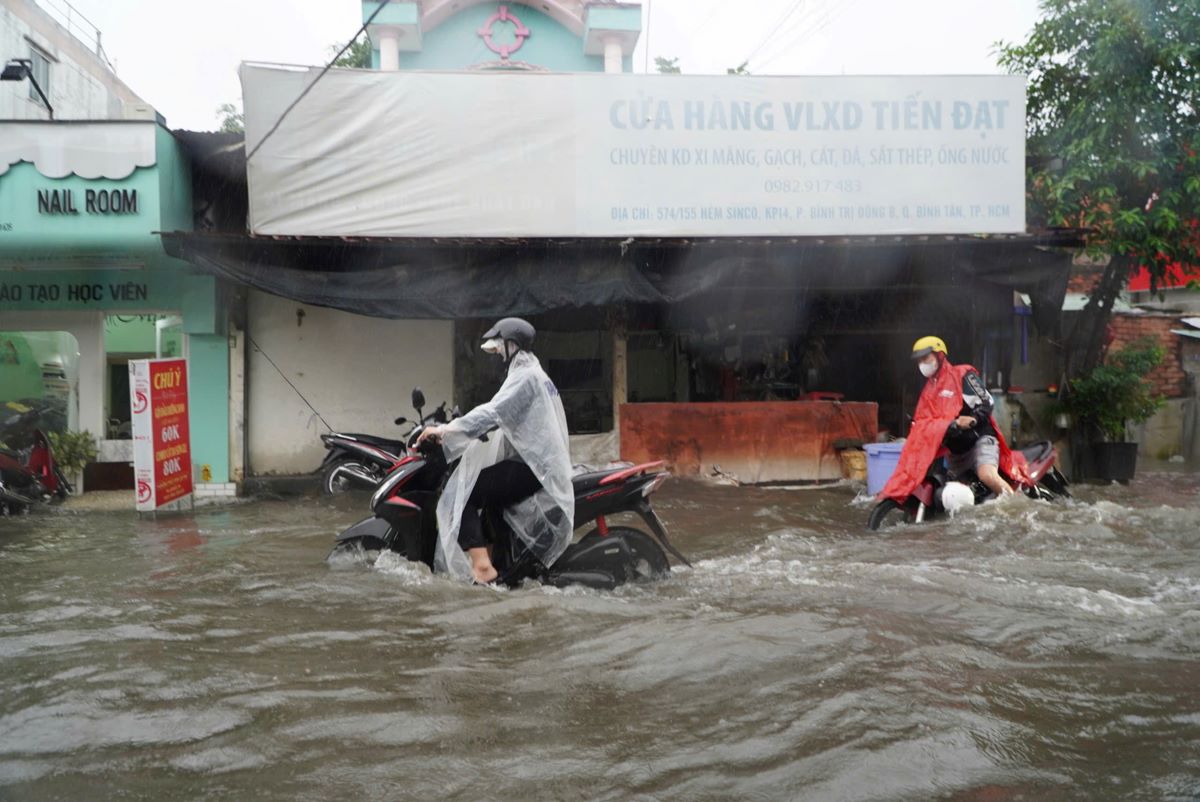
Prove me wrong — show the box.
[317,394,450,495]
[1,399,66,451]
[867,440,1070,530]
[329,389,689,590]
[0,428,72,515]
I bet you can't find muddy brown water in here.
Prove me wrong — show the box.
[1,475,1199,801]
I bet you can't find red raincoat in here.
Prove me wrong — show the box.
[879,361,1029,502]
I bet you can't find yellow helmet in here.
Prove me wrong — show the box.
[911,336,948,360]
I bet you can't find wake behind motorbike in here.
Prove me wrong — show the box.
[0,428,72,515]
[329,390,689,590]
[867,440,1070,530]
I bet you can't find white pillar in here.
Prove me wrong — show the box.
[378,28,401,71]
[75,313,106,440]
[612,322,627,434]
[604,38,624,74]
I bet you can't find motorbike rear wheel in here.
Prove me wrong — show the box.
[608,526,671,582]
[867,498,918,531]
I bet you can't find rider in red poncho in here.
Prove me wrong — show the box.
[880,336,1029,503]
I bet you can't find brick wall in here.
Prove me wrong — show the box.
[1068,267,1104,294]
[1106,314,1188,398]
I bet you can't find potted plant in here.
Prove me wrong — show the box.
[1058,339,1166,483]
[46,429,98,494]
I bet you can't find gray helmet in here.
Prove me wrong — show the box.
[482,317,536,353]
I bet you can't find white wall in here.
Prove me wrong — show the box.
[246,291,454,475]
[0,0,146,120]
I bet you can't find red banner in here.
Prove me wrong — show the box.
[130,358,192,511]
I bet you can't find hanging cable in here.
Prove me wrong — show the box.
[757,0,865,72]
[247,334,333,432]
[643,0,653,73]
[686,0,725,40]
[753,0,836,70]
[246,0,392,163]
[743,0,809,68]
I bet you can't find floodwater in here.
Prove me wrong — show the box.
[2,475,1199,801]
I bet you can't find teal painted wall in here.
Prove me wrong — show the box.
[186,334,230,484]
[0,124,229,482]
[104,315,159,353]
[362,1,419,26]
[182,274,220,335]
[0,124,192,259]
[584,6,642,33]
[0,161,162,258]
[156,126,194,235]
[400,3,604,72]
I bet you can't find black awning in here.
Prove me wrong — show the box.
[161,231,1082,323]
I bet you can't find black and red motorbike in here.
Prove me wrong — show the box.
[867,440,1070,530]
[329,393,688,590]
[0,429,72,515]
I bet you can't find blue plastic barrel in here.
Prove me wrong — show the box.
[863,441,906,496]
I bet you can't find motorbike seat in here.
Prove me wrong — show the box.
[336,433,406,453]
[1018,441,1053,465]
[571,465,638,492]
[573,461,666,494]
[572,468,625,493]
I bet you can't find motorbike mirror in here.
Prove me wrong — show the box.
[394,416,407,426]
[412,388,426,414]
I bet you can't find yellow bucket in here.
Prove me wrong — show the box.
[839,449,867,481]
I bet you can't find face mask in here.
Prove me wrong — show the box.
[919,360,939,378]
[481,337,504,355]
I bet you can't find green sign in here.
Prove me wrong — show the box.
[0,163,159,256]
[0,269,182,310]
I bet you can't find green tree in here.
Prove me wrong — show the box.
[330,37,373,69]
[655,56,681,74]
[216,102,243,134]
[999,0,1200,376]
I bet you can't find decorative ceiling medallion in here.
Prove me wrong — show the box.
[477,5,531,60]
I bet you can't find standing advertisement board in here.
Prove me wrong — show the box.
[129,358,192,512]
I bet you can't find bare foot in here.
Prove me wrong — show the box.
[471,564,499,585]
[467,547,498,584]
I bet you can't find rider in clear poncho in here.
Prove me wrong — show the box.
[416,318,574,584]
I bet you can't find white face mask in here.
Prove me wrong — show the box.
[919,359,939,378]
[481,337,505,355]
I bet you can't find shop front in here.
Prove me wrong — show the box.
[168,64,1077,484]
[0,121,232,496]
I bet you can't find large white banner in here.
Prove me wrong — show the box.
[242,65,1025,238]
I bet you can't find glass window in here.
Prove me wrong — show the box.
[28,45,50,105]
[0,331,79,449]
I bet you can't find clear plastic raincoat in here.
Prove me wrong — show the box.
[435,351,574,582]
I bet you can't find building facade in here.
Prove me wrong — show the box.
[170,0,1077,484]
[222,0,644,476]
[1,0,233,498]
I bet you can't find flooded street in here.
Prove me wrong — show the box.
[2,475,1199,801]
